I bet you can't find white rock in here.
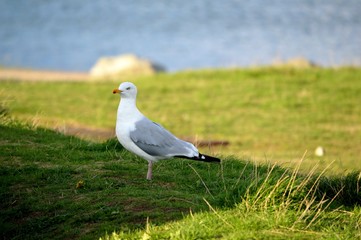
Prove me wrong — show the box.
[272,57,318,68]
[90,54,165,77]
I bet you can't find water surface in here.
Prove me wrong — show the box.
[0,0,360,71]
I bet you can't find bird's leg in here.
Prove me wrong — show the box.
[146,161,153,180]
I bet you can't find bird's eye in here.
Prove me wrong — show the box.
[126,87,131,90]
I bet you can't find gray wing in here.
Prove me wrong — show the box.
[129,117,198,158]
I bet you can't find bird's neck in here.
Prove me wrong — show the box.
[119,97,136,108]
[117,98,142,120]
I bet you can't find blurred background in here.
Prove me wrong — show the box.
[1,0,361,72]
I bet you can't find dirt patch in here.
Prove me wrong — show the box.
[0,68,89,81]
[54,123,229,149]
[55,123,229,149]
[54,124,114,141]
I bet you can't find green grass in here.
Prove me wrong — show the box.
[1,67,361,238]
[1,118,360,239]
[1,67,361,174]
[0,119,216,239]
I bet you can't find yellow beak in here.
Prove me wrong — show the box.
[113,89,121,94]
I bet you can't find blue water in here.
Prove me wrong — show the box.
[1,0,360,72]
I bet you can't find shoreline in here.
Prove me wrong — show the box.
[0,68,89,81]
[1,63,360,82]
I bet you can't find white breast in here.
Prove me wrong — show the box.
[115,102,159,162]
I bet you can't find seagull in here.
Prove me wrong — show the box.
[113,82,220,180]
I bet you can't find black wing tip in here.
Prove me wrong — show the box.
[199,154,221,163]
[175,154,221,163]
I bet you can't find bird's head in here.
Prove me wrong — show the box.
[113,82,138,98]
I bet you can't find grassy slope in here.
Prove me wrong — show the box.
[0,119,360,239]
[1,68,361,174]
[0,120,219,239]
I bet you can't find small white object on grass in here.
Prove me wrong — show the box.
[113,82,220,180]
[315,146,325,157]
